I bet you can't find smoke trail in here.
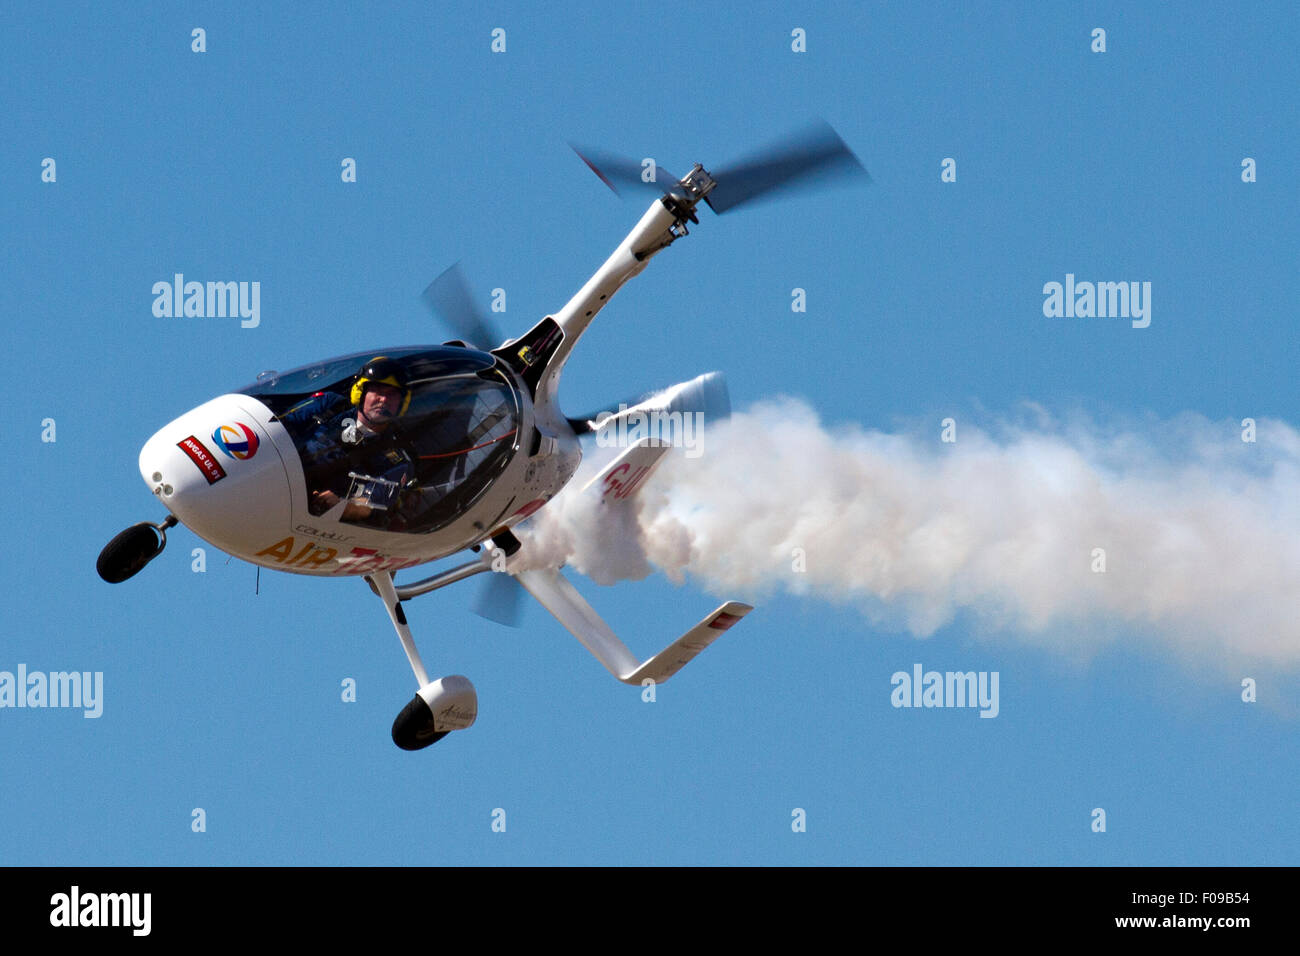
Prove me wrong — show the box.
[516,398,1300,667]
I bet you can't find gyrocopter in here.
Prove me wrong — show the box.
[97,122,869,750]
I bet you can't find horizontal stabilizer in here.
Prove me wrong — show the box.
[624,601,752,684]
[514,567,751,684]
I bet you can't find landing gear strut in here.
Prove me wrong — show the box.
[368,570,478,751]
[97,515,178,583]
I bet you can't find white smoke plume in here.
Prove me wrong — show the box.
[516,398,1300,669]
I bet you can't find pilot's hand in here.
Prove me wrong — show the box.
[342,500,372,520]
[312,490,341,510]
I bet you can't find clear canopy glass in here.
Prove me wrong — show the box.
[240,348,522,534]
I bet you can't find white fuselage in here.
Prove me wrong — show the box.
[135,196,688,578]
[138,368,578,577]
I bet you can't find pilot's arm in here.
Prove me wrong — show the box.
[278,392,349,432]
[314,491,373,520]
[324,450,414,523]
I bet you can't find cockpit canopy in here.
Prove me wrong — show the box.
[240,347,522,535]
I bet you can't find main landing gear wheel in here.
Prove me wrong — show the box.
[368,570,483,752]
[391,676,478,751]
[392,696,449,751]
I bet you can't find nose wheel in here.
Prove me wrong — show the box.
[97,515,178,583]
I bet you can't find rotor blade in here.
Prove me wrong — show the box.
[471,571,525,627]
[570,143,679,199]
[420,263,502,350]
[706,120,869,214]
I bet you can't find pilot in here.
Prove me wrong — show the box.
[278,357,419,524]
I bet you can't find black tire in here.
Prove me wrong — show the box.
[392,695,450,751]
[96,524,163,583]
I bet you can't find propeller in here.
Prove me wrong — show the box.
[472,371,730,628]
[572,119,869,214]
[565,370,731,436]
[471,568,526,627]
[420,262,503,350]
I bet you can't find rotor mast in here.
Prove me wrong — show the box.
[532,166,717,405]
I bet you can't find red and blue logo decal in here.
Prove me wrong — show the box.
[212,422,259,460]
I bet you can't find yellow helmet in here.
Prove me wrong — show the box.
[350,356,411,415]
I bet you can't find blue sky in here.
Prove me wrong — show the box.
[2,2,1297,865]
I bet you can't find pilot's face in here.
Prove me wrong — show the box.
[360,382,403,426]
